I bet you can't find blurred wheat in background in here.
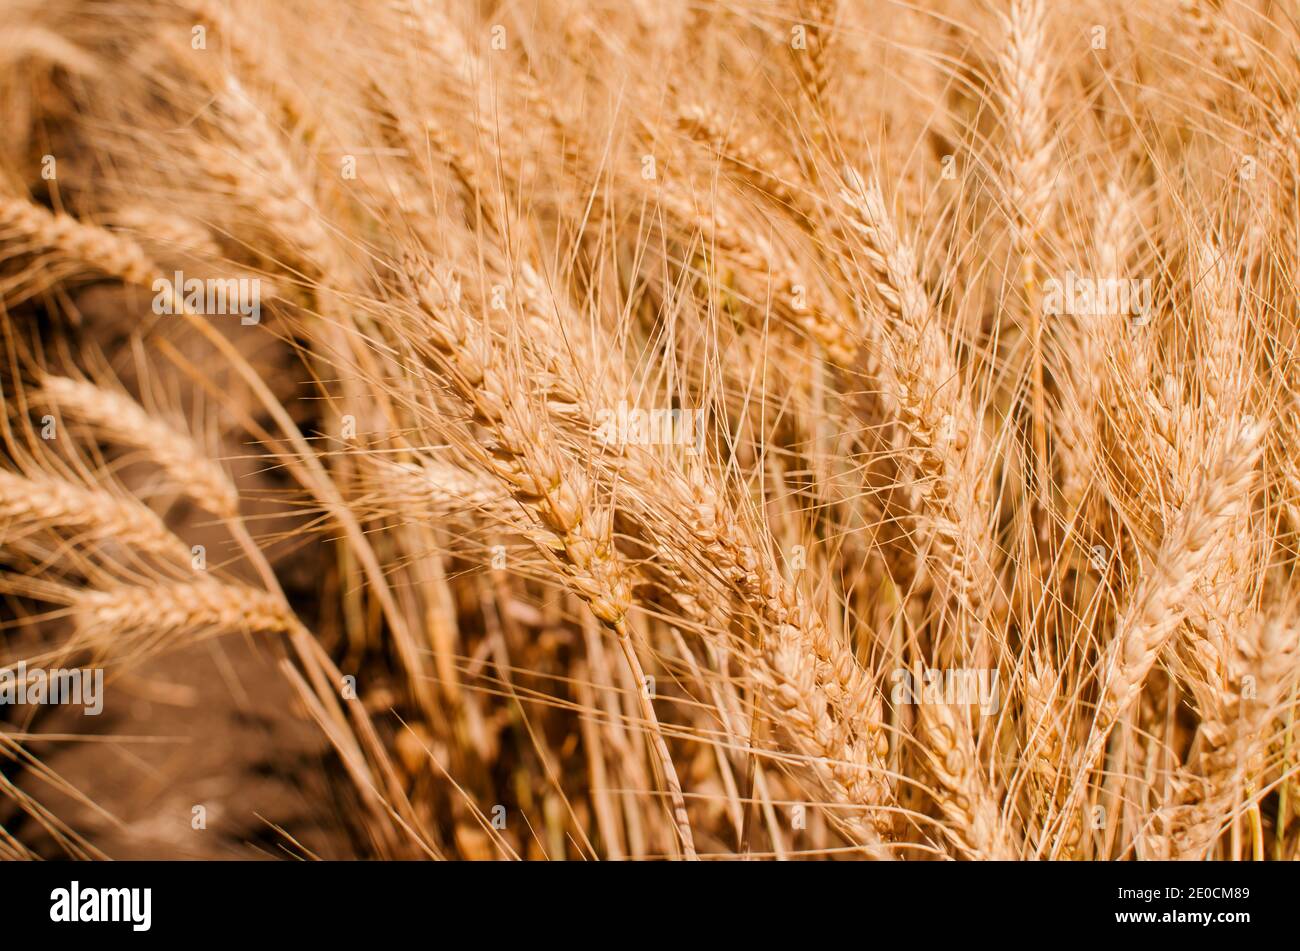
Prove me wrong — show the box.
[0,0,1297,860]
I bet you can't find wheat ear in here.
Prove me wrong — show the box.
[70,580,297,661]
[39,375,239,518]
[919,700,1015,859]
[0,469,189,563]
[997,0,1054,508]
[0,194,157,286]
[1159,612,1297,857]
[1088,420,1264,761]
[402,260,697,858]
[838,168,1000,657]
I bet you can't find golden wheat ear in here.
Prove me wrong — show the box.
[0,468,190,564]
[36,375,239,519]
[69,579,298,662]
[0,195,160,305]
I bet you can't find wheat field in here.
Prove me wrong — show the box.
[0,0,1297,861]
